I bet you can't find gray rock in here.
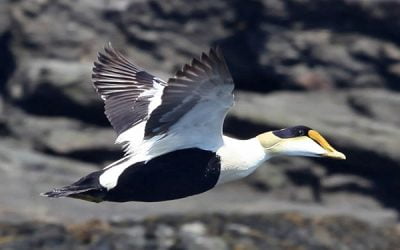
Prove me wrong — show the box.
[245,159,291,191]
[7,0,400,106]
[1,213,400,250]
[347,89,400,127]
[245,157,327,202]
[322,174,373,192]
[155,224,176,249]
[179,222,228,250]
[4,109,119,163]
[5,58,108,125]
[116,225,147,249]
[0,1,11,35]
[258,29,400,90]
[8,59,96,108]
[9,0,122,60]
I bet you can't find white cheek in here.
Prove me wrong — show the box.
[280,138,326,156]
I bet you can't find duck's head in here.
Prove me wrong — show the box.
[257,126,346,160]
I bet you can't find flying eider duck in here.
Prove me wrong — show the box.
[42,44,346,203]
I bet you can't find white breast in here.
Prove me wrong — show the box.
[216,136,269,184]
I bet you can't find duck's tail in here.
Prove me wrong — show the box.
[41,171,106,203]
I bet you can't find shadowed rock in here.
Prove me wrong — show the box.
[0,213,399,250]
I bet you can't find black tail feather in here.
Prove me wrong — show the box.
[41,171,106,203]
[41,186,96,198]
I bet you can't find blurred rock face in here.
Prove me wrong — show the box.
[1,213,400,250]
[1,0,400,249]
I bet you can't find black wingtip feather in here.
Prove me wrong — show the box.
[92,43,164,135]
[40,190,63,198]
[104,42,115,55]
[41,185,94,198]
[40,188,76,198]
[41,186,106,203]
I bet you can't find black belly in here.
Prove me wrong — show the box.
[104,148,221,202]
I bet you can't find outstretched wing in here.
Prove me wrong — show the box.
[93,44,234,158]
[139,47,235,155]
[92,43,167,136]
[144,47,234,140]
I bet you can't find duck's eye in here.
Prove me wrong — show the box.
[298,130,305,136]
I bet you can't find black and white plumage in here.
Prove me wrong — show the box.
[93,44,233,157]
[43,44,345,203]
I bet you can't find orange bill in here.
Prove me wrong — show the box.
[308,130,346,160]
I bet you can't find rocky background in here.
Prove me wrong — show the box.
[1,0,400,249]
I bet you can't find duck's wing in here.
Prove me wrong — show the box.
[141,47,234,154]
[93,44,234,156]
[92,43,167,137]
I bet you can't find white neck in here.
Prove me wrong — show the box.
[216,136,269,184]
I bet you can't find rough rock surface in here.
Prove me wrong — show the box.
[1,0,400,249]
[1,213,400,250]
[4,108,120,163]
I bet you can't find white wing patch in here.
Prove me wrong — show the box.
[94,46,235,180]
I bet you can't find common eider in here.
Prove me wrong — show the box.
[42,44,345,203]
